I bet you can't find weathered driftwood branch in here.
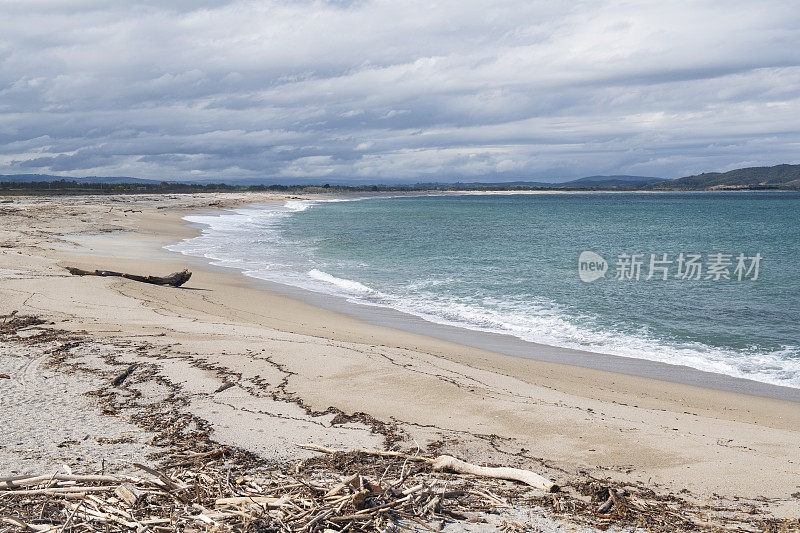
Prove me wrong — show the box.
[0,474,132,490]
[296,444,430,463]
[214,495,284,507]
[65,267,191,287]
[0,485,120,496]
[296,444,559,492]
[432,455,559,493]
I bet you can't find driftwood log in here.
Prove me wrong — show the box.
[65,267,191,287]
[432,455,559,493]
[297,444,559,493]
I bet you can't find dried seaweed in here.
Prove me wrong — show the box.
[0,450,537,532]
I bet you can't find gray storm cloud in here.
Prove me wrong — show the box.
[1,0,799,182]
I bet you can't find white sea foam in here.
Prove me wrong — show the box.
[308,269,380,296]
[167,198,800,390]
[341,286,799,388]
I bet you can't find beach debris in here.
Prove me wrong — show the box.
[0,374,10,379]
[113,483,144,507]
[596,488,627,514]
[297,444,559,493]
[65,266,192,287]
[432,455,559,492]
[214,381,235,393]
[110,364,137,387]
[0,441,566,532]
[1,312,784,532]
[1,311,46,333]
[0,444,780,532]
[0,456,529,532]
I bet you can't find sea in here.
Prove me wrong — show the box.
[167,192,800,390]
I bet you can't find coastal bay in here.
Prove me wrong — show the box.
[1,192,799,528]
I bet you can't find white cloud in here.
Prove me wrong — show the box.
[1,0,799,182]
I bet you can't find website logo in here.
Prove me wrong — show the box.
[578,251,762,282]
[578,251,608,282]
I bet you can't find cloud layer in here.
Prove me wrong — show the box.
[2,0,800,182]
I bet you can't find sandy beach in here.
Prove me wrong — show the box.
[1,192,799,529]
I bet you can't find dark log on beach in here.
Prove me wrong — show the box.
[65,266,191,287]
[111,364,137,387]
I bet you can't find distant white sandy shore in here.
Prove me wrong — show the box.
[452,188,665,194]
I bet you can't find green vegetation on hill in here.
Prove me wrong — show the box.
[656,164,800,190]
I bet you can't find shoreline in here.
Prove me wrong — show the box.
[2,192,800,525]
[232,276,800,403]
[169,196,800,403]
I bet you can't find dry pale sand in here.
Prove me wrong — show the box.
[1,193,799,526]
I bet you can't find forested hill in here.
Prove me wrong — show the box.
[656,164,800,189]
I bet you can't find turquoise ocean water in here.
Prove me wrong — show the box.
[168,192,800,388]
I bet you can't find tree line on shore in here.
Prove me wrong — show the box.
[3,161,800,195]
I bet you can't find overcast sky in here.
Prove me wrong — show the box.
[1,1,799,183]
